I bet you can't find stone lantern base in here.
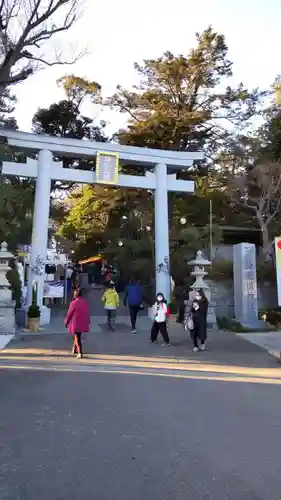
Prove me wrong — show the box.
[0,241,16,334]
[0,301,15,334]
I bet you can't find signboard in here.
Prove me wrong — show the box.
[44,282,64,298]
[24,251,67,266]
[233,243,258,326]
[95,151,119,185]
[23,281,64,299]
[274,237,281,306]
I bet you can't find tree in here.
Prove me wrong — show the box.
[0,0,83,96]
[57,185,120,256]
[259,107,281,162]
[170,225,222,282]
[32,75,107,188]
[228,162,281,259]
[107,26,263,160]
[0,175,35,249]
[33,100,106,144]
[57,74,102,109]
[106,26,264,248]
[57,183,157,281]
[0,116,36,249]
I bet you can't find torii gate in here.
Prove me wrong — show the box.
[0,130,203,322]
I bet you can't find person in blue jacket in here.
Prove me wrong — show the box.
[123,278,143,333]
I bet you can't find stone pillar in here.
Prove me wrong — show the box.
[154,163,171,303]
[233,242,259,327]
[0,242,15,334]
[27,150,52,312]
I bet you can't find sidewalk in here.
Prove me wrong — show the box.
[2,286,281,369]
[2,318,279,371]
[237,331,281,360]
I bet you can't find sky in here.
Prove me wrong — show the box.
[13,0,281,135]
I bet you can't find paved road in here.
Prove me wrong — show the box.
[1,295,281,499]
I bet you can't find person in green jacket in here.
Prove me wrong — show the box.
[101,281,120,331]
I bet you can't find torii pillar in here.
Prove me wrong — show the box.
[155,163,170,298]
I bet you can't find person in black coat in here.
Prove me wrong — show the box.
[191,289,208,352]
[174,281,186,323]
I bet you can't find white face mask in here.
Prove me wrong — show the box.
[195,295,201,301]
[157,296,163,302]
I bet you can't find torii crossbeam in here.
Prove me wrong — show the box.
[0,130,203,323]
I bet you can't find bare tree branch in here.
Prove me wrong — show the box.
[228,162,281,258]
[0,0,85,94]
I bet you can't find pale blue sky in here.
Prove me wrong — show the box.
[14,0,281,134]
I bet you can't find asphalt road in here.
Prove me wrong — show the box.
[1,339,281,500]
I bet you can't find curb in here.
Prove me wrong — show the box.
[0,334,15,350]
[267,349,281,360]
[235,333,281,362]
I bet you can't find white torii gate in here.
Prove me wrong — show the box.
[0,130,203,322]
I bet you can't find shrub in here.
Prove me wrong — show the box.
[208,260,233,281]
[27,304,41,318]
[256,262,276,284]
[259,308,281,328]
[142,284,155,306]
[6,266,21,308]
[217,315,276,333]
[217,316,244,332]
[169,300,178,314]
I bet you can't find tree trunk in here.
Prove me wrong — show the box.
[260,222,272,261]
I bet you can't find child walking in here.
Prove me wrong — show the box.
[150,292,170,346]
[101,281,120,331]
[64,288,90,359]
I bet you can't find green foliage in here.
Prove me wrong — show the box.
[259,101,281,162]
[169,300,178,315]
[256,261,276,284]
[58,185,120,255]
[0,139,35,250]
[103,25,265,265]
[217,316,242,331]
[32,282,38,305]
[32,76,107,193]
[32,99,107,192]
[27,304,41,318]
[141,284,155,306]
[32,100,106,143]
[217,316,275,333]
[0,120,34,249]
[57,75,102,108]
[170,225,222,280]
[108,26,261,159]
[6,265,21,308]
[208,260,233,281]
[259,308,281,329]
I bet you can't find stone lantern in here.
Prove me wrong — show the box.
[187,250,217,330]
[0,241,16,333]
[188,250,211,301]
